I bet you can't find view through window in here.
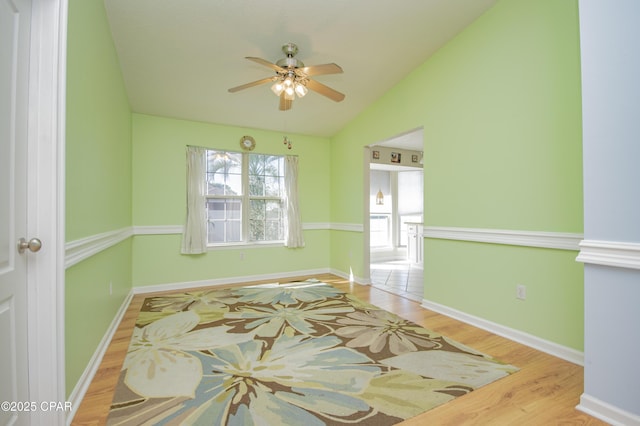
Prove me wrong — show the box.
[205,150,285,244]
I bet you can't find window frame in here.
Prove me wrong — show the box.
[205,149,286,247]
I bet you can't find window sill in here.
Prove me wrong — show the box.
[207,241,285,251]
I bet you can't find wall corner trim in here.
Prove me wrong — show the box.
[576,239,640,270]
[577,393,640,426]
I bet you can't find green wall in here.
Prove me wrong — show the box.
[65,0,132,394]
[131,114,331,287]
[330,0,584,349]
[63,0,586,399]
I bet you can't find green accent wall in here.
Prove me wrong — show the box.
[330,0,584,349]
[65,0,132,395]
[131,114,331,287]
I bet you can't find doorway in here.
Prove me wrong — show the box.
[365,128,424,301]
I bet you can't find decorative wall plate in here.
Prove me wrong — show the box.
[240,135,255,151]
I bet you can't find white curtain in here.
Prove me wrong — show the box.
[181,146,208,254]
[284,155,305,248]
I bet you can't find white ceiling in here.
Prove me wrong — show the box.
[374,127,424,151]
[104,0,496,142]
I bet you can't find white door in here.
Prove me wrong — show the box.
[0,0,34,424]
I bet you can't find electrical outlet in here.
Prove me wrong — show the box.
[109,281,113,296]
[516,284,526,300]
[239,252,245,260]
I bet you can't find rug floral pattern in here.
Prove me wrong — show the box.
[107,280,518,425]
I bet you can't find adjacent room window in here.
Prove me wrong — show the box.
[397,170,423,247]
[205,149,285,245]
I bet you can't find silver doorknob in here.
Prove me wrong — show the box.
[17,237,42,254]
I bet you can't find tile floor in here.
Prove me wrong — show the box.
[369,259,423,302]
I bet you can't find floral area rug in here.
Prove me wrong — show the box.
[106,279,518,425]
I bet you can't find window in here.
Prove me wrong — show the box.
[205,149,285,245]
[370,214,391,247]
[397,171,423,247]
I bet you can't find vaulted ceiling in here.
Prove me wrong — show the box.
[104,0,496,139]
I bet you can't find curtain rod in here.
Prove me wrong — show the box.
[186,144,298,157]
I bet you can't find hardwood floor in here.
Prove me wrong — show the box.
[72,273,607,425]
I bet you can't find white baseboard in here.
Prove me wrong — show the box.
[132,268,372,296]
[132,268,333,294]
[66,290,134,425]
[577,394,640,426]
[420,298,584,366]
[328,268,370,285]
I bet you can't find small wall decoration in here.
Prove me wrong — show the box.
[391,152,401,163]
[372,150,380,159]
[240,135,256,151]
[412,154,419,163]
[283,136,292,150]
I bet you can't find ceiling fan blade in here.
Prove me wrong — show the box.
[305,79,345,102]
[299,63,343,77]
[228,77,275,93]
[279,93,292,111]
[246,57,286,73]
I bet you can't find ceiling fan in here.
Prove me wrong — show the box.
[228,42,345,111]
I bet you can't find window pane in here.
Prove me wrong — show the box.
[249,219,264,241]
[249,199,283,241]
[226,221,241,242]
[249,199,265,241]
[225,174,242,196]
[250,199,265,216]
[249,154,284,197]
[370,214,390,247]
[208,199,225,220]
[225,152,242,174]
[265,200,282,220]
[265,155,284,176]
[227,198,241,219]
[207,198,242,243]
[206,150,242,196]
[208,220,224,244]
[265,220,282,241]
[249,174,265,196]
[264,176,282,197]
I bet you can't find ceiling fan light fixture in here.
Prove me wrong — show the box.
[271,81,284,96]
[228,43,345,110]
[284,86,295,100]
[295,83,308,98]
